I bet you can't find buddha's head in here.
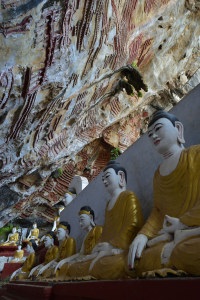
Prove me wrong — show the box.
[78,206,95,230]
[56,221,71,241]
[102,160,127,194]
[12,227,17,234]
[33,222,37,229]
[44,231,56,248]
[147,109,185,154]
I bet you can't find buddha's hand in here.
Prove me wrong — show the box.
[54,258,70,273]
[128,234,148,270]
[28,265,39,277]
[92,242,113,253]
[37,265,48,277]
[10,267,21,281]
[147,233,173,247]
[159,215,188,234]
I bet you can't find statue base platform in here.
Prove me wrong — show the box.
[0,246,18,257]
[0,263,23,280]
[0,277,199,300]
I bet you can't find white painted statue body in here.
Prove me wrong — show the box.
[128,110,200,277]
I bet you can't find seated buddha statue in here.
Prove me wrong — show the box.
[10,240,38,281]
[34,221,76,279]
[128,109,200,277]
[10,245,25,263]
[24,222,40,244]
[28,231,58,278]
[0,245,24,273]
[0,227,19,246]
[55,206,103,280]
[57,160,144,280]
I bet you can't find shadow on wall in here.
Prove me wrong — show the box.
[61,84,200,250]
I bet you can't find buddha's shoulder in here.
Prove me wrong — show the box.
[120,190,138,200]
[93,225,103,233]
[185,145,200,157]
[65,237,76,244]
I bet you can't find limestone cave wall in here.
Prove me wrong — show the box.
[0,0,199,228]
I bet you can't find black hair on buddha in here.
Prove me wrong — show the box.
[29,239,38,251]
[79,206,95,221]
[148,109,180,128]
[59,221,71,234]
[46,231,57,243]
[103,160,127,183]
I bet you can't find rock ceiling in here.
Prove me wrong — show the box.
[0,0,199,228]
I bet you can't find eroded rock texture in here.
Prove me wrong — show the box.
[0,0,199,227]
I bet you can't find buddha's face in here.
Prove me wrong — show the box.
[44,236,53,248]
[12,227,17,233]
[147,118,179,154]
[56,228,66,241]
[102,168,119,194]
[33,223,37,229]
[79,214,92,230]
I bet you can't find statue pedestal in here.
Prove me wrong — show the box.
[0,263,23,280]
[52,278,200,300]
[0,282,52,300]
[0,246,17,257]
[1,278,200,300]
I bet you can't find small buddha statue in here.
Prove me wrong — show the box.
[34,221,76,279]
[28,231,58,278]
[0,227,19,246]
[10,240,38,281]
[128,109,200,277]
[10,245,25,263]
[24,222,40,244]
[55,206,102,280]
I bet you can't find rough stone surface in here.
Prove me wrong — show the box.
[0,0,199,227]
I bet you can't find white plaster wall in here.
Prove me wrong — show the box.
[61,84,200,250]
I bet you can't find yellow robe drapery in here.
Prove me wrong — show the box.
[67,190,144,280]
[10,249,24,262]
[12,253,36,280]
[0,233,19,246]
[136,145,200,276]
[57,225,102,280]
[30,228,39,239]
[31,245,58,277]
[40,237,76,278]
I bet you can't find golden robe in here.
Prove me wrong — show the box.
[67,190,144,280]
[57,225,102,280]
[24,228,39,242]
[12,253,36,280]
[10,249,24,262]
[0,233,19,246]
[31,245,58,277]
[40,237,76,278]
[136,145,200,276]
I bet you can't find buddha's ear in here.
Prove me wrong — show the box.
[175,121,185,144]
[118,170,126,187]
